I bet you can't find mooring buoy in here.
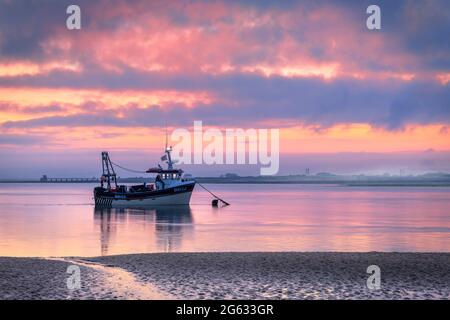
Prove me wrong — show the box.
[197,181,230,206]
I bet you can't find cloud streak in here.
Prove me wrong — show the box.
[1,77,448,129]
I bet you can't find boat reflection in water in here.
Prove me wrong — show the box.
[94,206,193,255]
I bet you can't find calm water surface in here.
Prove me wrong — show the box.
[0,183,449,256]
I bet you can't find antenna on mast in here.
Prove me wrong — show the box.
[165,122,168,150]
[163,122,174,170]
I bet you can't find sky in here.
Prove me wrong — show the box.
[0,0,449,178]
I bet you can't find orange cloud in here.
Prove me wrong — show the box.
[0,87,215,126]
[0,87,214,111]
[0,61,81,77]
[2,122,449,154]
[437,73,450,85]
[281,124,450,153]
[241,63,340,79]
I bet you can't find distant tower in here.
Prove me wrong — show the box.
[305,168,310,175]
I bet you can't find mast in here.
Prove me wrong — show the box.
[101,151,118,189]
[166,146,174,170]
[164,124,174,170]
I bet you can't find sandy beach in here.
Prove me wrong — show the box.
[1,252,449,300]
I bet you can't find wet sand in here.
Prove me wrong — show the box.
[0,257,171,300]
[1,252,449,299]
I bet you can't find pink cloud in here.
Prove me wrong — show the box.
[30,1,433,83]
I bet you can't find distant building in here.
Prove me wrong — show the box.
[40,175,48,182]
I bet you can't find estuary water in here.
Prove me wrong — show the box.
[0,183,449,256]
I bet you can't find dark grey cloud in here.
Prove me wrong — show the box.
[0,0,68,59]
[331,0,450,71]
[0,134,48,145]
[1,76,448,130]
[381,82,450,129]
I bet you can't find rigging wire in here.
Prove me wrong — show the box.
[109,160,147,174]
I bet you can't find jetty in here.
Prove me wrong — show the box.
[40,175,99,183]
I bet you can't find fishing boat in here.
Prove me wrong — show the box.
[93,145,195,207]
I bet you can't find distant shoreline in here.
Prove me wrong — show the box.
[1,179,450,187]
[2,172,450,187]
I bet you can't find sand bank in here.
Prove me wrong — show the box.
[1,252,449,299]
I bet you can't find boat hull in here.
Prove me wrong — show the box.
[94,182,195,207]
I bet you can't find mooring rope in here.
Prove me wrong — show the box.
[196,181,230,206]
